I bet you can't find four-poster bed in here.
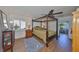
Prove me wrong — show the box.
[32,10,62,47]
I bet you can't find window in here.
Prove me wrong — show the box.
[4,24,8,28]
[14,20,20,30]
[3,19,7,23]
[20,20,26,29]
[10,19,26,31]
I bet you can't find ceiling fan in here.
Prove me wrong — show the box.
[34,9,63,20]
[48,10,63,15]
[41,9,63,17]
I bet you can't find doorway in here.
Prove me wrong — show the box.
[59,21,71,40]
[57,21,72,51]
[59,22,69,35]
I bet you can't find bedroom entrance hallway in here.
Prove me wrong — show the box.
[55,33,72,52]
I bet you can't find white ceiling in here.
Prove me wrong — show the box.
[0,6,78,18]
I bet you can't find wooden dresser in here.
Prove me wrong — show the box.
[26,30,32,38]
[72,11,79,52]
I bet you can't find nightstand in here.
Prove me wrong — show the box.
[26,30,32,38]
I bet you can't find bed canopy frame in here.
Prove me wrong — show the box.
[32,10,62,47]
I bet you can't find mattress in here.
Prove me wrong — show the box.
[33,28,56,43]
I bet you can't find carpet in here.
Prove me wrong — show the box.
[24,37,44,52]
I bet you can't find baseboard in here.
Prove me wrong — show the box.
[15,37,26,40]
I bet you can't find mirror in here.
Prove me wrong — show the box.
[2,12,8,29]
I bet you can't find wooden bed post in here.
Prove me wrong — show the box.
[56,19,58,40]
[32,19,33,32]
[46,16,48,47]
[32,15,58,47]
[40,21,42,27]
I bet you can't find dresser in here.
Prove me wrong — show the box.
[26,30,32,38]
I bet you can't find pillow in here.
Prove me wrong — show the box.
[34,26,46,30]
[34,26,41,30]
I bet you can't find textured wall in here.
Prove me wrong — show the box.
[15,29,25,39]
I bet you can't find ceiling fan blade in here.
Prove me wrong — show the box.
[52,12,63,15]
[48,10,54,15]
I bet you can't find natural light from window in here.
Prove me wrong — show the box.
[10,19,26,31]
